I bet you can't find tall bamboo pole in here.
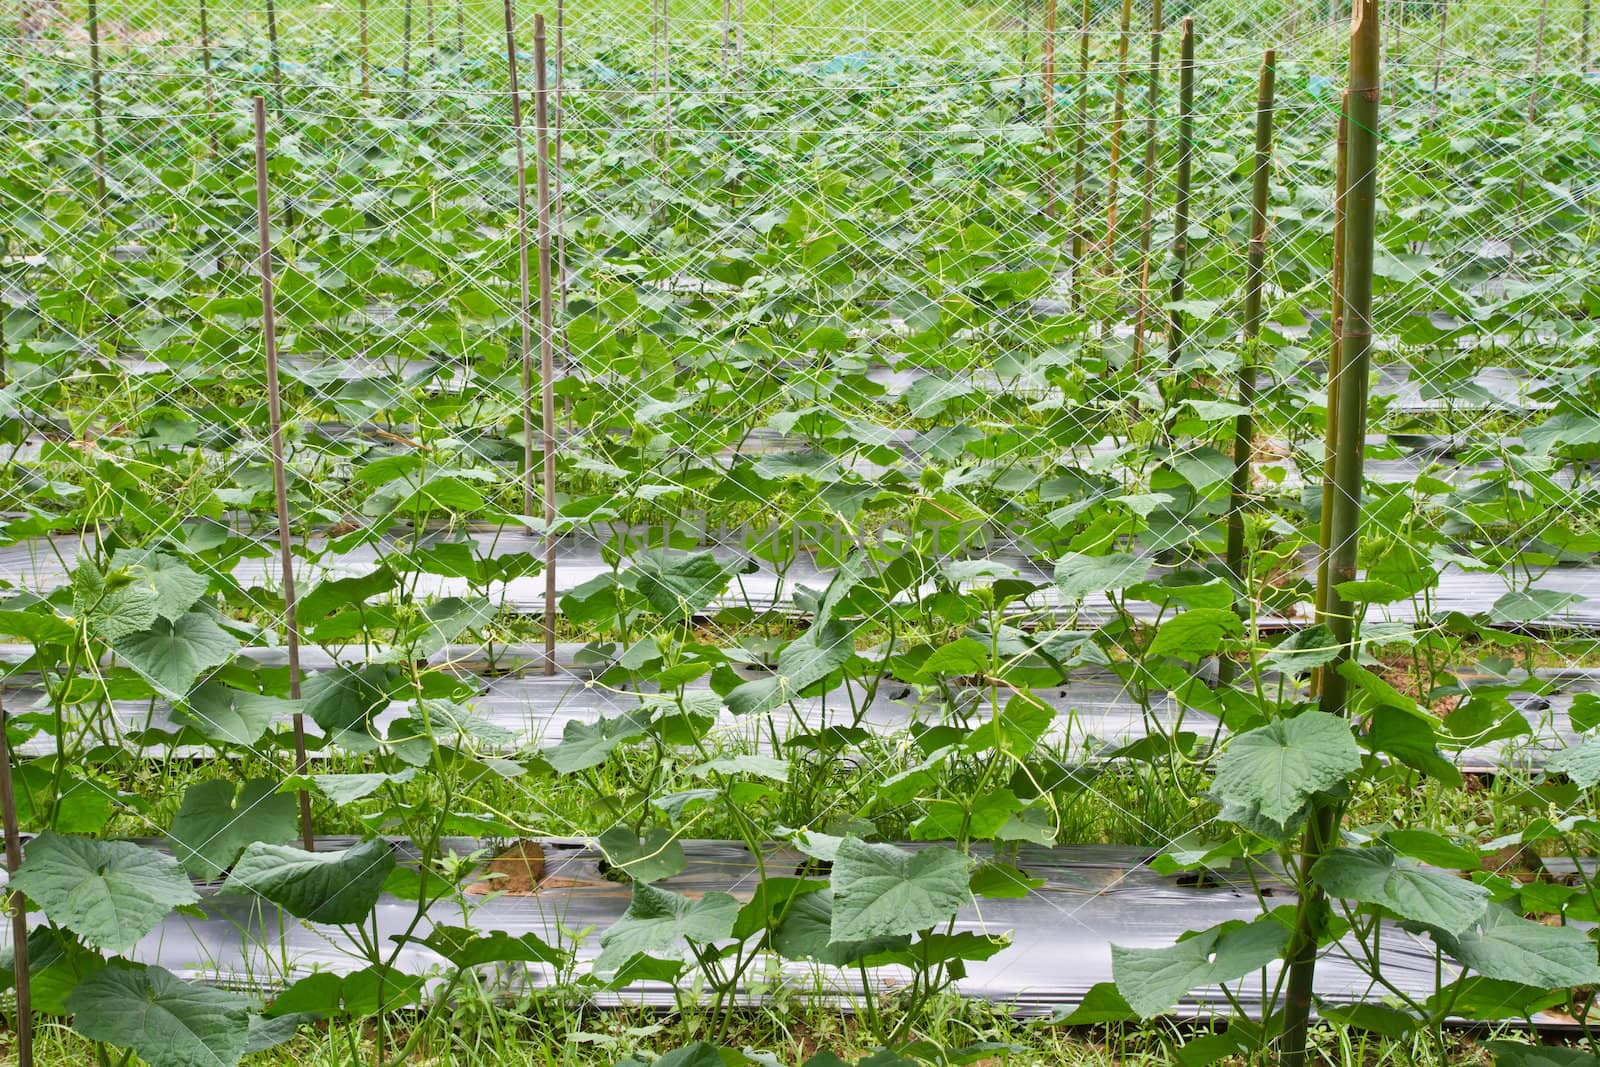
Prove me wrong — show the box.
[427,0,436,63]
[1070,0,1090,279]
[1104,0,1133,267]
[1131,0,1163,365]
[360,0,370,97]
[534,16,558,677]
[556,0,568,314]
[722,0,732,75]
[735,0,745,77]
[504,0,534,525]
[1220,50,1275,689]
[199,0,218,155]
[1314,96,1350,698]
[1283,3,1379,1062]
[86,0,106,205]
[16,0,32,130]
[1166,17,1194,371]
[253,97,316,854]
[1042,0,1057,216]
[1425,0,1446,130]
[403,0,414,95]
[1506,0,1550,272]
[662,0,673,164]
[0,699,32,1067]
[457,0,465,52]
[265,0,284,111]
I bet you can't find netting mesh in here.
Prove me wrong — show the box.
[1,0,1598,1016]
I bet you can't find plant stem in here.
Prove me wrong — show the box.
[1283,2,1380,1062]
[252,96,315,852]
[1221,48,1275,688]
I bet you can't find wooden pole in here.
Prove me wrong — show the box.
[360,0,370,97]
[1104,0,1133,268]
[0,700,33,1067]
[87,0,107,205]
[265,0,284,111]
[1507,0,1550,272]
[556,0,568,315]
[1042,0,1057,216]
[253,97,316,854]
[1131,0,1162,364]
[1425,0,1446,130]
[403,0,414,95]
[722,0,732,75]
[535,16,559,677]
[1315,96,1350,697]
[199,0,218,155]
[1070,0,1090,280]
[736,0,745,77]
[1221,49,1275,688]
[504,0,535,525]
[1283,2,1379,1061]
[1166,17,1195,371]
[16,0,32,130]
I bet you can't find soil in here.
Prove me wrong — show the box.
[466,840,547,895]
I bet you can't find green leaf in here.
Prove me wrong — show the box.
[770,889,908,966]
[725,620,853,716]
[112,550,210,622]
[595,882,739,974]
[12,833,198,953]
[1487,1040,1600,1067]
[115,612,240,698]
[1052,981,1138,1024]
[1310,846,1488,934]
[66,963,251,1067]
[1148,609,1244,660]
[1488,589,1585,624]
[596,825,688,883]
[172,683,294,746]
[405,925,565,969]
[1548,738,1600,788]
[1111,915,1290,1018]
[168,779,300,879]
[221,840,395,924]
[1053,552,1151,603]
[1435,905,1600,987]
[828,837,970,941]
[543,709,651,773]
[916,637,991,679]
[1211,712,1361,836]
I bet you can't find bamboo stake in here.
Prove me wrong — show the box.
[16,0,32,130]
[87,0,106,205]
[457,0,465,53]
[1165,17,1194,372]
[403,0,414,95]
[360,0,370,97]
[1283,3,1379,1062]
[556,0,568,315]
[535,15,559,677]
[1584,0,1591,70]
[1425,0,1446,130]
[722,0,731,75]
[199,0,217,155]
[1042,0,1057,216]
[504,0,534,526]
[1315,96,1350,697]
[265,0,284,111]
[1104,0,1133,267]
[1070,0,1090,280]
[662,0,673,164]
[1507,0,1550,272]
[1221,50,1274,689]
[0,699,32,1067]
[735,0,745,77]
[427,0,436,64]
[1131,0,1162,365]
[253,97,316,854]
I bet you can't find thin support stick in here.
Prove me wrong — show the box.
[1165,17,1195,373]
[504,0,535,524]
[360,0,370,97]
[199,0,218,155]
[1221,49,1275,688]
[1042,0,1056,216]
[253,97,315,854]
[403,0,414,96]
[1283,3,1380,1062]
[1104,0,1133,268]
[1507,0,1550,272]
[722,0,731,75]
[1426,0,1446,129]
[1315,95,1350,698]
[735,0,745,78]
[16,0,32,130]
[87,0,106,204]
[556,0,568,314]
[1131,0,1162,365]
[535,16,559,677]
[1070,0,1090,284]
[265,0,284,111]
[0,699,32,1067]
